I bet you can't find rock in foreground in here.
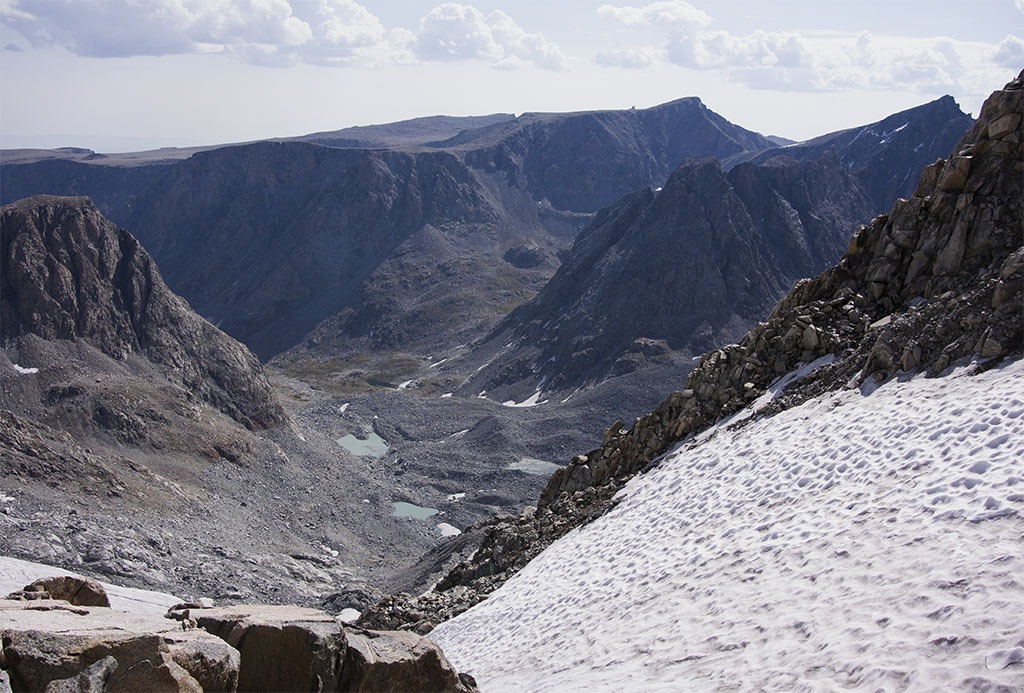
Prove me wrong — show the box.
[1,596,476,692]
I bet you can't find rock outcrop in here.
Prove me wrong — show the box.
[0,599,237,692]
[7,576,110,607]
[1,596,477,692]
[1,195,286,430]
[360,71,1023,633]
[167,603,477,692]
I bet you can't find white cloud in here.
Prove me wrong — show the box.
[597,1,710,30]
[0,0,566,69]
[595,1,1017,99]
[595,46,661,69]
[414,4,502,62]
[668,29,810,69]
[413,4,568,70]
[2,0,311,58]
[486,9,568,71]
[1016,0,1024,14]
[991,34,1024,69]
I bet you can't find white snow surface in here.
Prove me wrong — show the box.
[501,390,547,408]
[12,364,38,374]
[431,358,1024,691]
[0,556,181,616]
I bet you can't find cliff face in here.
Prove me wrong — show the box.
[1,195,286,430]
[731,95,976,212]
[360,71,1023,633]
[456,97,774,213]
[464,149,874,399]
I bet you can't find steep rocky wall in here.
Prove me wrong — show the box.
[360,71,1023,633]
[1,196,287,430]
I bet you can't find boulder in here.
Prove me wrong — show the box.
[43,656,117,693]
[0,599,236,692]
[339,628,476,692]
[12,575,110,608]
[177,604,347,692]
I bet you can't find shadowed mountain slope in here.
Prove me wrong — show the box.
[727,95,975,212]
[0,97,971,366]
[459,99,973,399]
[1,195,286,429]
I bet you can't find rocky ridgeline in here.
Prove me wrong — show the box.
[1,196,286,430]
[360,72,1023,632]
[1,576,476,692]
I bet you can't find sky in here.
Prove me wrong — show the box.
[1,0,1022,152]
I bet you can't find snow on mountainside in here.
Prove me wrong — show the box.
[431,356,1024,691]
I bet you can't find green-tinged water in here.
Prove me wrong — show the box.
[392,502,439,519]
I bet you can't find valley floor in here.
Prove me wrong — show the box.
[431,357,1024,691]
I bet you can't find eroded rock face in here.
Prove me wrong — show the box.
[360,71,1023,634]
[0,196,287,430]
[42,655,117,693]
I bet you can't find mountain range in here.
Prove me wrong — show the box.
[1,96,971,389]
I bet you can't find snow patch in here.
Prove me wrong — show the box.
[437,523,462,537]
[432,358,1024,692]
[501,391,546,408]
[0,556,180,616]
[12,364,38,375]
[338,403,350,414]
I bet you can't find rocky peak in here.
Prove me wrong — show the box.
[1,195,287,430]
[733,94,976,213]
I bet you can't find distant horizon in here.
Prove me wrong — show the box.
[1,1,1019,153]
[0,89,977,155]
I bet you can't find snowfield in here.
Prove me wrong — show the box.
[431,358,1024,691]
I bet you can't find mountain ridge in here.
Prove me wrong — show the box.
[458,105,960,401]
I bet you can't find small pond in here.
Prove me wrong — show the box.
[506,457,563,476]
[336,431,388,457]
[392,501,439,519]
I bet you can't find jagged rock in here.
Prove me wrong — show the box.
[1,196,287,430]
[339,628,476,692]
[0,599,236,692]
[12,575,110,608]
[43,656,117,693]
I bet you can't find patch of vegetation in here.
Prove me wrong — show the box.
[280,354,371,382]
